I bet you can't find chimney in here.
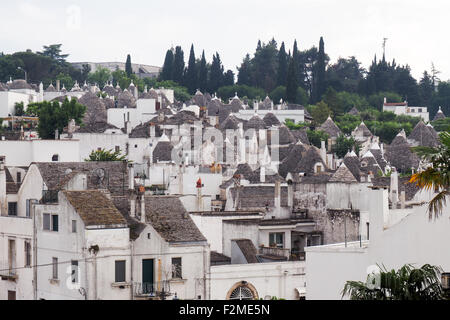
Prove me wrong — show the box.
[197,183,203,211]
[56,80,60,92]
[390,168,399,205]
[368,187,389,242]
[140,195,146,223]
[149,125,156,138]
[287,180,293,209]
[400,190,406,209]
[260,166,266,183]
[128,163,135,190]
[320,140,327,164]
[125,112,131,134]
[0,156,6,216]
[383,97,387,104]
[130,195,136,218]
[274,180,281,216]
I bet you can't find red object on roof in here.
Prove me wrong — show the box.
[384,102,407,106]
[196,178,202,188]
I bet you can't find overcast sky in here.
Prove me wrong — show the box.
[1,0,448,81]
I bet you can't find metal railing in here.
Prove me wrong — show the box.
[259,246,291,259]
[133,281,171,299]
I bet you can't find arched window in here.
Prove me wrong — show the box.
[226,281,258,300]
[52,154,59,162]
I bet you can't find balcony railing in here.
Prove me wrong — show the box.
[259,246,291,259]
[0,261,18,281]
[133,281,172,299]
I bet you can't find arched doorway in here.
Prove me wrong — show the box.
[226,281,259,300]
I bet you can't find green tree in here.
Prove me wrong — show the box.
[342,264,445,300]
[38,44,69,63]
[286,57,298,103]
[269,86,286,104]
[312,37,326,103]
[14,102,25,116]
[56,73,74,90]
[198,50,208,92]
[307,129,329,148]
[86,148,127,161]
[308,101,332,126]
[409,131,450,219]
[185,44,197,94]
[326,56,365,93]
[209,53,225,94]
[277,42,288,87]
[125,54,133,77]
[332,135,361,158]
[173,46,185,84]
[160,49,174,81]
[88,67,111,88]
[34,98,86,139]
[237,54,253,86]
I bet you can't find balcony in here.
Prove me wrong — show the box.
[0,262,18,282]
[259,246,290,260]
[133,281,172,300]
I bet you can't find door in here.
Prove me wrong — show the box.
[8,290,16,300]
[142,259,154,294]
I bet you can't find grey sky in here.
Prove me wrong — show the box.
[1,0,448,81]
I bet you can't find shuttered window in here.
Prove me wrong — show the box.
[115,260,126,283]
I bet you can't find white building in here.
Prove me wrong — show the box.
[305,186,450,300]
[383,98,429,122]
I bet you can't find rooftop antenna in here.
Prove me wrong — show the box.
[382,38,388,58]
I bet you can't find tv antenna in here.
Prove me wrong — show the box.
[382,38,388,57]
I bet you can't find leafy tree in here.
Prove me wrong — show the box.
[56,73,74,90]
[86,148,127,161]
[237,54,253,86]
[81,64,91,82]
[209,53,225,94]
[342,264,445,300]
[88,67,111,88]
[332,135,360,158]
[223,70,235,87]
[367,91,402,111]
[286,57,298,103]
[431,81,450,120]
[217,84,264,101]
[410,131,450,219]
[277,42,288,87]
[185,44,197,94]
[335,113,361,135]
[269,86,286,104]
[432,118,450,132]
[38,44,69,63]
[14,102,25,116]
[125,54,133,77]
[326,56,365,93]
[308,101,332,126]
[251,38,278,92]
[0,55,24,82]
[307,129,329,148]
[198,50,208,92]
[173,46,185,84]
[419,71,434,108]
[160,49,174,81]
[32,98,86,139]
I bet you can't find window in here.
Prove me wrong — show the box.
[72,220,77,233]
[71,260,79,283]
[269,233,284,249]
[115,260,126,283]
[172,258,182,279]
[24,241,31,267]
[418,108,422,113]
[52,257,58,279]
[8,202,17,216]
[43,214,58,231]
[16,172,21,183]
[115,146,120,153]
[316,165,322,173]
[366,222,370,240]
[52,154,59,162]
[8,239,16,275]
[26,199,31,218]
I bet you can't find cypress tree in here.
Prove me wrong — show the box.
[185,44,197,94]
[198,50,208,92]
[286,57,298,103]
[277,42,288,86]
[173,46,185,84]
[224,70,235,86]
[125,54,132,77]
[209,53,224,93]
[160,49,174,81]
[237,54,252,86]
[313,37,326,103]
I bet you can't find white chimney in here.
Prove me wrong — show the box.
[128,163,135,190]
[320,140,327,164]
[130,196,136,218]
[274,180,281,216]
[149,125,156,138]
[260,166,266,183]
[287,180,293,209]
[56,80,60,92]
[140,195,146,223]
[390,168,399,206]
[0,156,6,216]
